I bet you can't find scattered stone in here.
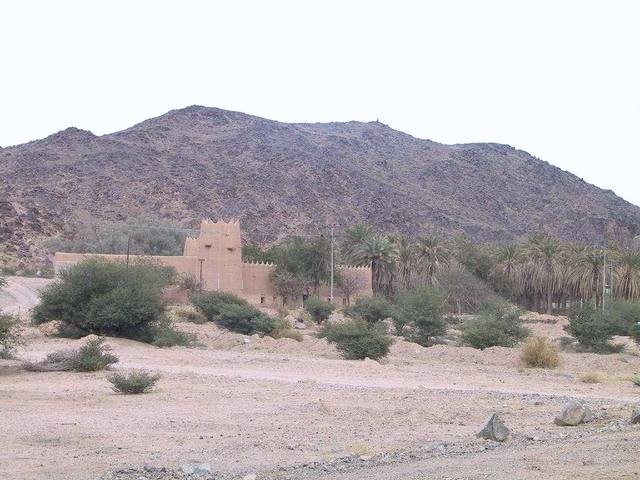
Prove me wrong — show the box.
[630,405,640,424]
[180,463,211,476]
[242,474,257,480]
[554,400,593,426]
[242,338,251,344]
[476,413,509,442]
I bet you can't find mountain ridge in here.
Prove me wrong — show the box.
[1,105,638,269]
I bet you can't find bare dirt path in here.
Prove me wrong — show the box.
[0,276,53,315]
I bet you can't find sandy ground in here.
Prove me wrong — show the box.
[0,276,53,315]
[1,281,640,480]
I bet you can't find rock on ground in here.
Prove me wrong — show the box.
[476,413,510,442]
[554,400,593,426]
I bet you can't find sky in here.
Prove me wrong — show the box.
[2,1,639,205]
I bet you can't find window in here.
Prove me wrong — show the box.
[260,296,265,304]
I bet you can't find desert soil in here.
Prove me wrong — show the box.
[1,281,640,480]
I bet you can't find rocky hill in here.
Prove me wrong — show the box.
[2,105,639,268]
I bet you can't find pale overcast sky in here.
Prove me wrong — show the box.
[2,1,639,205]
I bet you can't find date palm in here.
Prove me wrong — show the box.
[394,235,416,291]
[525,234,563,314]
[567,244,603,306]
[612,246,640,300]
[342,226,397,297]
[416,235,450,286]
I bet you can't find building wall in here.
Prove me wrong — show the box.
[53,252,199,277]
[53,219,373,305]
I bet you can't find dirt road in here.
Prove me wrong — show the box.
[0,276,53,315]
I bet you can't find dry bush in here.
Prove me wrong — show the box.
[520,336,560,368]
[631,376,640,387]
[107,370,161,394]
[268,317,303,342]
[579,371,605,384]
[168,305,207,324]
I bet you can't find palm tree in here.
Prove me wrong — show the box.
[567,244,603,307]
[525,234,563,314]
[394,235,416,291]
[612,246,640,299]
[416,235,450,286]
[342,227,397,297]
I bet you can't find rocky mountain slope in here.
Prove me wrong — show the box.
[2,105,639,268]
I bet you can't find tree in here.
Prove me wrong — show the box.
[32,258,175,339]
[567,244,603,307]
[416,235,450,286]
[396,288,445,346]
[270,269,306,305]
[273,236,331,294]
[342,226,397,297]
[524,234,563,314]
[394,235,416,291]
[613,246,640,300]
[337,272,365,306]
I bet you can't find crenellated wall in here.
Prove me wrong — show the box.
[53,219,373,306]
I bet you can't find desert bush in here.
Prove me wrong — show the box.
[631,376,640,387]
[396,288,445,346]
[107,370,161,394]
[150,319,195,347]
[304,296,334,323]
[461,301,529,349]
[24,338,118,372]
[565,303,620,353]
[269,318,304,342]
[319,319,392,360]
[216,303,277,335]
[191,291,277,335]
[32,258,174,340]
[178,273,201,292]
[189,291,249,319]
[579,371,605,384]
[0,312,22,358]
[73,338,119,371]
[344,296,395,325]
[520,336,560,368]
[608,300,640,336]
[169,304,207,324]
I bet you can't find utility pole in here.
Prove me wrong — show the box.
[326,223,341,303]
[602,246,607,313]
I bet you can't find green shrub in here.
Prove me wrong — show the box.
[565,303,620,353]
[0,313,22,358]
[107,370,161,394]
[319,319,392,360]
[304,296,334,323]
[32,258,174,340]
[396,288,445,346]
[190,291,277,335]
[344,296,395,325]
[24,338,118,372]
[189,291,249,320]
[150,319,195,347]
[461,301,529,349]
[608,300,640,336]
[73,338,119,371]
[214,303,276,335]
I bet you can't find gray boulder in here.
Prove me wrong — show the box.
[554,400,593,426]
[631,405,640,424]
[180,463,211,476]
[476,413,509,442]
